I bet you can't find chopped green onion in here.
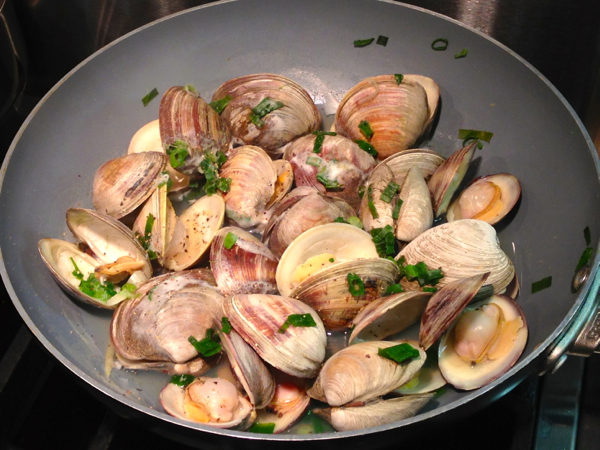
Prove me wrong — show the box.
[347,216,364,229]
[370,225,396,257]
[433,386,446,398]
[71,258,118,302]
[306,156,323,167]
[358,185,366,198]
[454,48,468,59]
[584,226,591,246]
[458,129,494,143]
[166,140,189,169]
[148,286,156,301]
[367,186,378,219]
[216,177,231,193]
[224,232,238,250]
[531,276,552,294]
[122,283,137,293]
[278,313,317,333]
[188,329,221,357]
[394,74,404,85]
[354,139,378,158]
[380,181,400,203]
[401,261,444,287]
[209,95,232,114]
[423,287,438,293]
[250,97,284,128]
[333,217,347,224]
[431,38,448,51]
[249,422,276,434]
[329,258,335,263]
[354,38,374,47]
[347,273,365,296]
[221,317,232,334]
[376,35,389,46]
[378,343,420,364]
[358,120,374,140]
[312,131,337,136]
[200,150,230,196]
[135,214,157,260]
[385,284,404,295]
[157,171,173,191]
[141,88,159,107]
[170,374,195,387]
[184,84,197,93]
[313,134,325,153]
[576,247,593,271]
[392,198,403,220]
[316,170,343,190]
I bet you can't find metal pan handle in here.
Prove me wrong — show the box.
[539,264,600,375]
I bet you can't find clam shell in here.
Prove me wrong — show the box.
[220,145,277,228]
[284,133,376,210]
[253,377,310,433]
[290,258,399,330]
[307,341,426,406]
[210,227,279,297]
[397,219,515,294]
[395,165,433,242]
[314,394,433,432]
[223,294,326,378]
[380,148,445,187]
[92,152,167,219]
[211,73,321,157]
[276,223,379,297]
[334,75,436,160]
[439,295,528,390]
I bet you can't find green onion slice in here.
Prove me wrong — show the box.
[423,287,438,293]
[354,38,374,47]
[394,74,404,85]
[576,247,593,271]
[358,120,374,140]
[312,131,337,136]
[249,422,276,434]
[166,141,189,169]
[354,139,378,158]
[402,261,444,287]
[221,317,232,334]
[209,95,232,114]
[313,134,325,154]
[531,276,552,294]
[392,198,403,220]
[376,35,389,46]
[347,216,364,229]
[306,156,323,167]
[141,88,159,107]
[385,284,404,295]
[188,329,221,357]
[347,273,365,296]
[454,48,468,59]
[278,313,317,333]
[380,181,400,203]
[370,225,396,257]
[224,232,238,250]
[431,38,449,51]
[458,129,494,143]
[249,97,284,128]
[378,343,420,364]
[316,170,343,190]
[170,374,195,387]
[367,186,378,219]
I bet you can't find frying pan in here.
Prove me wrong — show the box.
[2,0,600,447]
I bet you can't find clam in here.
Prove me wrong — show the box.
[219,145,280,228]
[307,341,426,406]
[397,219,515,294]
[211,73,321,158]
[446,174,521,225]
[92,152,167,219]
[313,394,433,432]
[263,187,355,258]
[127,119,190,191]
[163,194,225,271]
[334,75,439,160]
[223,294,327,378]
[159,86,231,174]
[210,227,279,297]
[438,295,528,390]
[160,377,254,429]
[395,165,433,242]
[253,377,310,433]
[284,133,376,210]
[276,223,380,297]
[427,141,477,218]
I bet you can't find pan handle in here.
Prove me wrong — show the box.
[539,264,600,375]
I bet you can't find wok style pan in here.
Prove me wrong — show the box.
[2,0,600,447]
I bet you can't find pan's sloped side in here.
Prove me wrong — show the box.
[1,0,599,442]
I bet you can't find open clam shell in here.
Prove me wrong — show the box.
[210,227,279,297]
[290,258,399,330]
[397,219,515,294]
[211,73,321,157]
[276,223,379,297]
[438,295,528,390]
[334,75,438,160]
[395,165,433,242]
[307,340,426,406]
[253,376,310,433]
[92,152,167,219]
[223,294,327,378]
